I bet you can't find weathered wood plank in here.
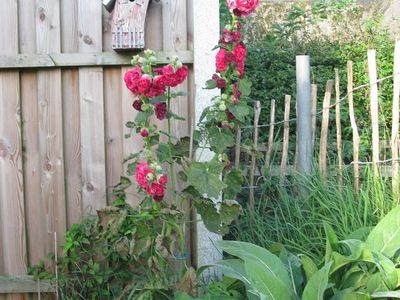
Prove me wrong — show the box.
[392,39,400,196]
[335,68,343,186]
[0,276,55,294]
[146,0,163,50]
[319,80,333,179]
[35,0,67,262]
[280,95,291,184]
[104,68,124,205]
[0,51,194,69]
[0,2,27,300]
[265,99,276,168]
[78,0,107,214]
[249,101,261,209]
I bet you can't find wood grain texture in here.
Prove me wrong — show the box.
[368,50,380,176]
[392,39,400,196]
[61,0,82,227]
[319,80,333,179]
[104,68,124,204]
[249,101,261,209]
[78,0,107,213]
[335,69,343,186]
[35,0,67,260]
[146,0,163,50]
[0,276,54,294]
[0,1,27,300]
[265,99,276,168]
[311,84,318,154]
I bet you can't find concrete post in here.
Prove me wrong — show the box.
[192,0,222,277]
[296,55,313,175]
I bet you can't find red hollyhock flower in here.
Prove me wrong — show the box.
[225,108,236,121]
[233,42,247,77]
[226,0,260,17]
[132,100,143,111]
[137,75,152,95]
[154,102,167,120]
[212,74,227,89]
[174,66,188,86]
[158,174,168,186]
[232,83,242,104]
[140,128,149,138]
[135,162,154,189]
[153,75,167,90]
[135,162,168,201]
[216,48,228,72]
[221,29,241,44]
[124,66,142,93]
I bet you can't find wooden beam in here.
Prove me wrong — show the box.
[0,51,194,69]
[0,276,55,294]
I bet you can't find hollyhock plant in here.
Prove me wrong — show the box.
[226,0,260,17]
[154,102,167,120]
[135,162,167,201]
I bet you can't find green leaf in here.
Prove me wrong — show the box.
[204,79,217,89]
[167,111,186,121]
[228,103,250,123]
[346,227,374,241]
[300,254,318,282]
[208,127,235,154]
[366,206,400,257]
[134,110,153,124]
[223,169,244,199]
[280,249,304,298]
[215,240,296,300]
[156,143,171,163]
[331,289,370,300]
[220,200,242,227]
[324,222,339,264]
[302,261,332,300]
[237,77,252,97]
[186,160,226,199]
[371,291,400,298]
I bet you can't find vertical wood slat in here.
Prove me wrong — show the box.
[35,0,66,259]
[347,61,360,194]
[0,1,27,299]
[335,68,343,186]
[264,99,276,168]
[368,49,380,176]
[319,80,333,179]
[391,39,400,197]
[311,84,318,154]
[78,1,107,213]
[249,101,261,210]
[62,0,82,227]
[280,95,291,184]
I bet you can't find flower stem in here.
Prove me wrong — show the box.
[167,87,178,207]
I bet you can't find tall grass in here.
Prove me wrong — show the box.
[231,167,398,263]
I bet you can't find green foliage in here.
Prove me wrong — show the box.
[200,206,400,299]
[231,168,398,263]
[29,201,185,299]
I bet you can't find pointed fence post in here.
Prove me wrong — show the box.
[296,55,313,176]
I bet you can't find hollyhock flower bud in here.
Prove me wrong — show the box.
[221,94,228,100]
[140,128,149,138]
[132,100,143,111]
[158,174,168,186]
[226,0,260,17]
[219,103,227,111]
[155,165,163,172]
[154,102,168,120]
[141,103,150,111]
[226,108,236,122]
[137,75,152,95]
[146,173,154,181]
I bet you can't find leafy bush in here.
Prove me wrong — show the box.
[231,168,398,263]
[196,206,400,299]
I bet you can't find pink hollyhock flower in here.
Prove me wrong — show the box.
[145,86,165,98]
[226,0,260,17]
[158,174,168,186]
[153,75,167,90]
[174,66,188,85]
[233,42,247,77]
[216,48,228,72]
[137,75,152,95]
[154,102,168,120]
[135,162,154,189]
[132,100,143,111]
[124,66,142,93]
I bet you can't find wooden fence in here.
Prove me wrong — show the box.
[0,0,195,298]
[241,40,400,198]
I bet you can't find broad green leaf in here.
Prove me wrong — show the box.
[330,289,370,300]
[228,103,250,123]
[204,79,217,89]
[198,259,251,286]
[223,169,244,199]
[346,227,373,241]
[324,222,339,264]
[215,241,296,300]
[371,251,398,290]
[300,254,318,282]
[156,143,171,163]
[280,249,304,298]
[237,77,252,97]
[366,206,400,258]
[186,161,226,199]
[208,127,235,154]
[134,110,153,124]
[302,261,332,300]
[371,291,400,298]
[220,200,242,228]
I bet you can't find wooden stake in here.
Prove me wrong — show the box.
[392,39,400,197]
[335,69,343,186]
[368,49,380,176]
[265,99,276,168]
[281,95,291,184]
[319,80,334,179]
[249,101,261,210]
[347,61,360,194]
[311,84,318,154]
[235,127,241,169]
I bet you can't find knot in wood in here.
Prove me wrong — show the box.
[38,7,46,21]
[86,182,95,192]
[44,161,53,172]
[83,35,93,45]
[0,139,10,158]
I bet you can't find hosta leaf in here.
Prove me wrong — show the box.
[366,206,400,258]
[302,261,332,300]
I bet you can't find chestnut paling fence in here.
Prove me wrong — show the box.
[240,41,400,210]
[0,0,196,298]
